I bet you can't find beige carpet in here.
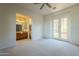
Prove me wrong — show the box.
[1,39,79,56]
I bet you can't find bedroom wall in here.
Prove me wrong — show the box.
[43,4,79,45]
[0,4,16,49]
[43,15,52,39]
[0,4,43,49]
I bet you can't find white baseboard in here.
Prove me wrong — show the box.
[68,41,79,46]
[53,38,79,47]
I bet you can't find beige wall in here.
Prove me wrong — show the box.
[43,4,79,45]
[0,4,16,49]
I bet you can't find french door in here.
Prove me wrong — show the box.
[53,17,68,40]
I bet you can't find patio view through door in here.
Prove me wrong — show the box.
[53,17,68,40]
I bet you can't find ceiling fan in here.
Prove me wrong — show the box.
[34,3,56,10]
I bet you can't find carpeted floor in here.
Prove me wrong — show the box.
[0,39,79,56]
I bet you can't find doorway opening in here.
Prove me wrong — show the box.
[16,13,32,41]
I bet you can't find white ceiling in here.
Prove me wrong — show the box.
[17,3,77,15]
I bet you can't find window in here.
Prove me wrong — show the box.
[53,19,59,38]
[61,18,68,39]
[53,18,68,39]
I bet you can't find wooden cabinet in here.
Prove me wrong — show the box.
[16,32,28,40]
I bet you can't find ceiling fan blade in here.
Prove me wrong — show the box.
[40,4,45,10]
[46,3,52,8]
[34,3,41,4]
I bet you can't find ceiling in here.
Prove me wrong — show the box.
[17,3,77,15]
